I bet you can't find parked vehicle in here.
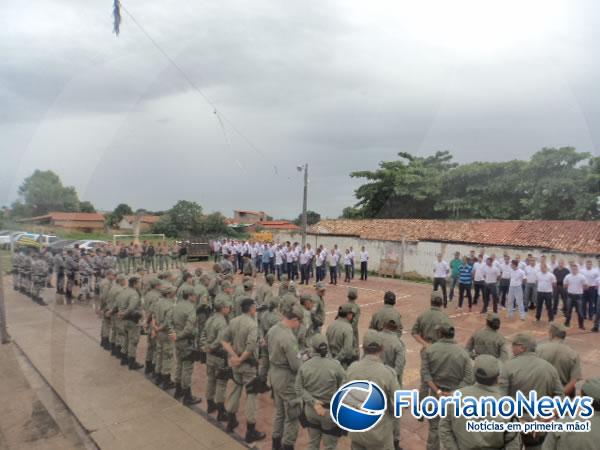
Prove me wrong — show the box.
[47,239,78,254]
[178,239,210,260]
[0,231,27,249]
[15,233,59,247]
[66,240,107,251]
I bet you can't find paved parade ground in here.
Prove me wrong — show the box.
[3,261,600,450]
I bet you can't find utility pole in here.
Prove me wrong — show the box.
[300,163,308,247]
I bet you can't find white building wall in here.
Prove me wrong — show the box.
[273,231,584,278]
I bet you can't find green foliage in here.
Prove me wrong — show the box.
[293,210,321,226]
[193,212,231,236]
[79,200,96,213]
[12,170,80,217]
[107,203,133,227]
[348,148,599,220]
[151,201,231,238]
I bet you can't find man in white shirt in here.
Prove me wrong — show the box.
[360,246,369,281]
[535,263,557,323]
[212,240,222,262]
[507,260,526,320]
[299,246,309,285]
[275,246,284,281]
[564,264,588,330]
[328,248,339,285]
[433,253,450,307]
[499,254,512,308]
[580,260,599,321]
[524,257,539,310]
[481,257,501,314]
[349,246,356,280]
[472,255,486,305]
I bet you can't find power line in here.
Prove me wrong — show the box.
[117,2,280,175]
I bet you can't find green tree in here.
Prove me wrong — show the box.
[350,151,456,218]
[293,210,321,226]
[107,203,134,227]
[193,212,230,236]
[168,200,203,234]
[341,206,364,219]
[152,214,179,237]
[12,170,80,217]
[79,201,96,213]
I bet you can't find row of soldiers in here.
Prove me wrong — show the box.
[17,253,600,450]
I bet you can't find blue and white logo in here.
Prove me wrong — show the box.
[330,380,387,432]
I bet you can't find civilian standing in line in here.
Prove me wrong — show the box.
[580,260,599,321]
[349,246,356,280]
[360,246,369,281]
[552,260,570,318]
[343,249,352,283]
[524,256,539,310]
[481,257,501,314]
[564,263,588,330]
[329,248,339,285]
[536,263,557,323]
[507,260,527,321]
[457,256,473,311]
[433,253,450,307]
[499,254,512,308]
[472,254,485,305]
[448,252,462,302]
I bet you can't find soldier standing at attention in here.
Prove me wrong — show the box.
[145,241,156,273]
[370,291,404,335]
[465,312,510,361]
[255,273,275,310]
[380,317,406,450]
[422,323,474,450]
[64,249,78,304]
[220,298,265,442]
[106,274,126,355]
[345,330,399,450]
[499,333,563,449]
[152,285,177,390]
[343,287,361,353]
[412,291,453,415]
[159,242,169,271]
[170,286,201,405]
[439,355,522,450]
[542,377,600,449]
[117,276,144,370]
[295,334,345,450]
[31,252,48,305]
[326,304,357,368]
[536,323,582,397]
[98,270,116,350]
[267,304,304,449]
[142,278,162,374]
[310,282,326,334]
[201,296,232,421]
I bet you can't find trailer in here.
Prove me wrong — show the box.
[178,239,210,260]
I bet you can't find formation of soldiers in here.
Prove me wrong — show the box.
[9,241,600,450]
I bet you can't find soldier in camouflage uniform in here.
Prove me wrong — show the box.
[422,323,474,450]
[439,355,522,450]
[20,250,32,296]
[267,304,304,449]
[311,282,326,334]
[54,250,65,294]
[170,285,201,405]
[106,274,126,355]
[78,253,93,302]
[64,249,78,303]
[370,290,404,335]
[43,248,54,288]
[98,269,116,350]
[295,333,345,450]
[142,278,162,374]
[465,312,510,361]
[255,273,275,310]
[221,298,264,441]
[92,250,104,296]
[31,252,48,305]
[11,248,21,291]
[343,287,361,353]
[326,304,357,368]
[116,276,144,370]
[152,284,177,390]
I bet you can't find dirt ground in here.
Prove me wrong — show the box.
[5,260,600,450]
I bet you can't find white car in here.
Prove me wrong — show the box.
[0,231,27,249]
[68,240,107,251]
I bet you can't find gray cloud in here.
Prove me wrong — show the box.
[1,0,599,219]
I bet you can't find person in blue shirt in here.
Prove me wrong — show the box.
[261,244,272,276]
[458,256,474,311]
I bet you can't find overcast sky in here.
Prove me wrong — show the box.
[1,0,599,218]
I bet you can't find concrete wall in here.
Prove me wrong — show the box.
[273,231,584,278]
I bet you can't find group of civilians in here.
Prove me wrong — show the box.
[433,251,600,332]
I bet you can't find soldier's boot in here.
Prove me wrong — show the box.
[111,344,119,357]
[174,385,184,400]
[153,373,163,385]
[120,353,128,366]
[216,403,228,422]
[271,437,282,450]
[100,337,108,349]
[144,361,153,374]
[161,376,176,390]
[244,423,265,443]
[206,399,217,414]
[225,413,239,432]
[128,357,143,371]
[182,388,201,406]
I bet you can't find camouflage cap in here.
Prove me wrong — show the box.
[267,295,280,309]
[116,274,127,282]
[338,303,354,315]
[347,287,358,300]
[474,355,500,379]
[214,296,232,310]
[435,322,454,334]
[158,284,175,295]
[243,275,251,282]
[180,285,195,297]
[240,297,257,311]
[194,267,203,276]
[582,378,600,401]
[431,290,443,303]
[315,281,326,290]
[549,322,567,336]
[486,312,500,321]
[266,274,275,283]
[299,293,313,304]
[243,279,254,289]
[512,333,535,347]
[362,330,383,349]
[287,304,304,321]
[221,281,233,290]
[311,333,328,351]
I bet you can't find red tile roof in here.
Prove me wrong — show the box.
[310,219,600,254]
[123,215,160,224]
[260,221,301,230]
[19,212,105,222]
